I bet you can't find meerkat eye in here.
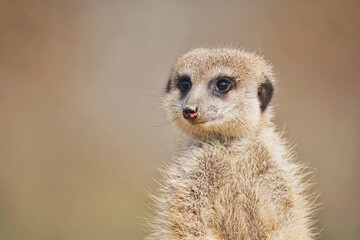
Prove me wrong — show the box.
[214,77,234,94]
[177,76,192,93]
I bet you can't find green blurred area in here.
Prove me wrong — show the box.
[0,1,359,239]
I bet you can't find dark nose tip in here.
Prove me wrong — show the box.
[183,106,199,119]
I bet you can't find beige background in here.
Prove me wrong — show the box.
[1,1,359,239]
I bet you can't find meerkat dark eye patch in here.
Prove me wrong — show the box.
[211,77,236,96]
[257,77,274,112]
[177,75,192,98]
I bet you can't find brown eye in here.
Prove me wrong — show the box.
[214,77,234,94]
[177,76,192,93]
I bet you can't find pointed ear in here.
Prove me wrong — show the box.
[257,77,274,112]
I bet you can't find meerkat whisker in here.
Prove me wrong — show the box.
[154,116,179,128]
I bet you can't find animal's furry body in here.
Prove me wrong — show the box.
[147,48,316,240]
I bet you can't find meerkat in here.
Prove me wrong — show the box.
[146,48,317,240]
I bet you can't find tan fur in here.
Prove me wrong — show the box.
[146,48,317,239]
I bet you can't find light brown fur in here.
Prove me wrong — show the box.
[147,48,317,240]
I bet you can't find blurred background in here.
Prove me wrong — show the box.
[1,0,359,239]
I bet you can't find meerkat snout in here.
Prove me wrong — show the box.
[183,106,199,119]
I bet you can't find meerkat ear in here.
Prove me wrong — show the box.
[257,77,274,112]
[165,77,171,93]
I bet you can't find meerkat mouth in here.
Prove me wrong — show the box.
[188,119,210,125]
[191,121,207,125]
[188,116,219,125]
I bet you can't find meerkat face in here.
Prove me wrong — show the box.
[163,48,275,138]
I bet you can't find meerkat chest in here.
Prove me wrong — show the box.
[165,144,235,236]
[170,141,270,195]
[165,142,290,238]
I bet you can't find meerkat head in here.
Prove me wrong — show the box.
[163,48,275,139]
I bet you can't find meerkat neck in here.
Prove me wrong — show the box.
[186,118,274,144]
[187,128,266,146]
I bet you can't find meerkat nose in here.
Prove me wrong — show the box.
[183,106,199,120]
